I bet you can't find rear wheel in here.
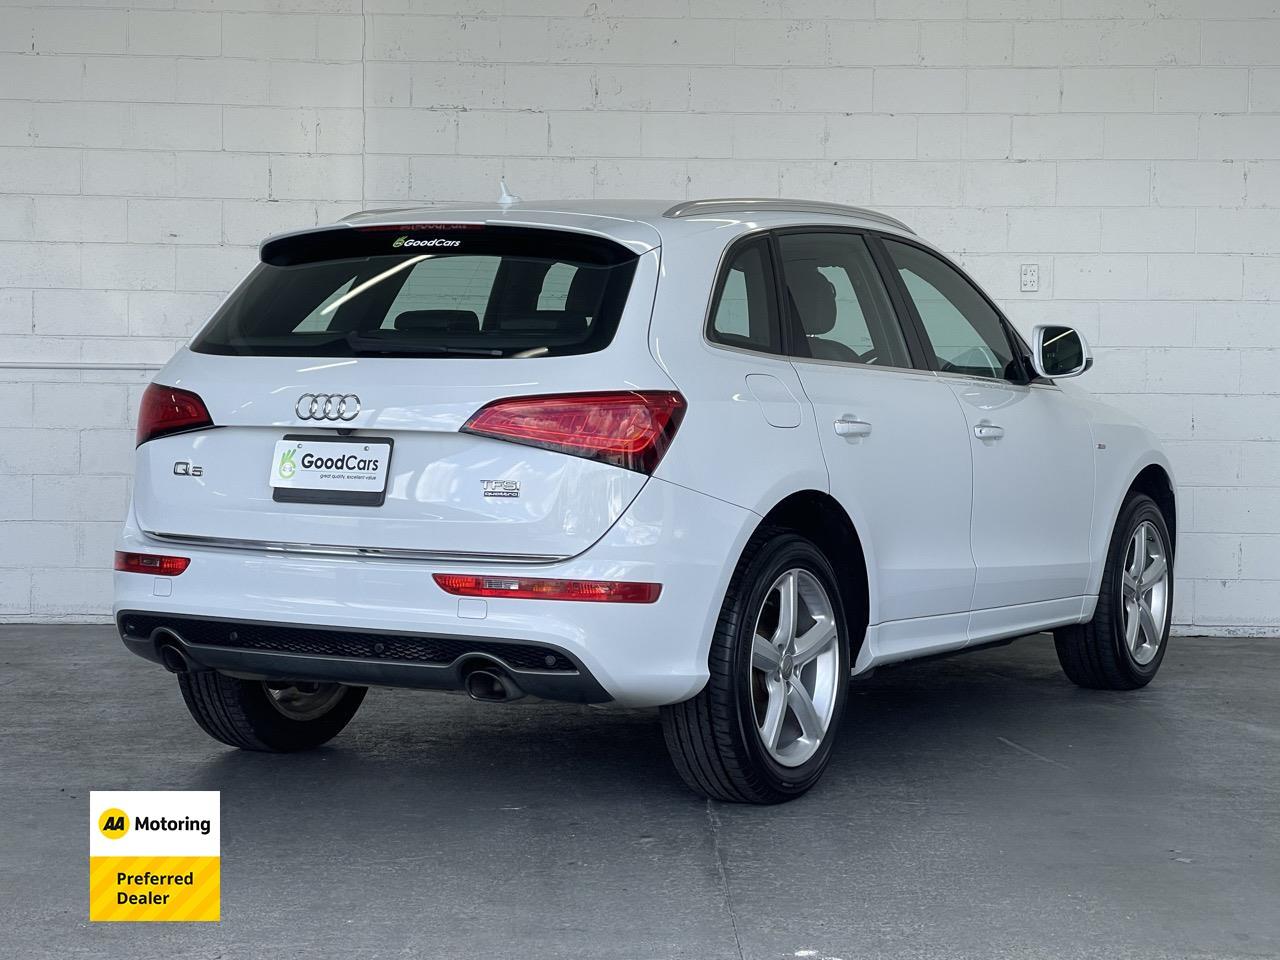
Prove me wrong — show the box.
[178,671,366,751]
[1054,493,1173,690]
[661,530,849,804]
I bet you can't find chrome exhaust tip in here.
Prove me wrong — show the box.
[156,635,191,674]
[463,667,524,703]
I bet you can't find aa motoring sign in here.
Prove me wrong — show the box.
[89,791,220,922]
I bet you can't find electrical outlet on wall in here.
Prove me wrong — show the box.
[1019,263,1039,293]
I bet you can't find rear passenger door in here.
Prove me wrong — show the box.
[776,230,976,659]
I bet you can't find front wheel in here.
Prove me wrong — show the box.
[1054,492,1173,690]
[178,671,366,751]
[660,530,849,804]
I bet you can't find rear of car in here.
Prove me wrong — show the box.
[114,215,757,710]
[114,199,1179,805]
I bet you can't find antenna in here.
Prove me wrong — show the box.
[497,178,521,207]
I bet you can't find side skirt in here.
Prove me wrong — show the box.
[854,596,1090,675]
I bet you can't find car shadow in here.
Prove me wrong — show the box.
[181,634,1126,816]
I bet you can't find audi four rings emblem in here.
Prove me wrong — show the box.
[295,393,360,421]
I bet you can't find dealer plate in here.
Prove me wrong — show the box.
[269,435,393,507]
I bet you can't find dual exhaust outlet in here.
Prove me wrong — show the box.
[461,664,525,703]
[157,635,192,674]
[155,631,525,703]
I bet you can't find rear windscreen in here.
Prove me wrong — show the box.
[190,224,640,359]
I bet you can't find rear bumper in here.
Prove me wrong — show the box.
[113,476,758,707]
[117,611,612,703]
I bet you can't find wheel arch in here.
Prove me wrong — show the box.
[1127,462,1177,551]
[752,490,871,666]
[1087,456,1178,599]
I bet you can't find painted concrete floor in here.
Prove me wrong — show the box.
[1,625,1276,959]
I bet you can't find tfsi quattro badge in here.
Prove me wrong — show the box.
[89,791,220,922]
[482,479,520,498]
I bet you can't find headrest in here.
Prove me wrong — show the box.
[787,267,837,336]
[393,310,480,334]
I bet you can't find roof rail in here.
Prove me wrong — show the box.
[338,205,426,223]
[662,198,914,234]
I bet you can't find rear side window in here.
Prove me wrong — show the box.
[777,232,911,368]
[707,237,780,354]
[191,225,639,359]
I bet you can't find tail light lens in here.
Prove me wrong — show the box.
[433,574,661,604]
[136,383,213,446]
[114,551,190,576]
[461,391,686,474]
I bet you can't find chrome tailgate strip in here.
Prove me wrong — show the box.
[142,530,568,565]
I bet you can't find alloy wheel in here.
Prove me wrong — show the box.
[1120,520,1169,666]
[749,568,841,768]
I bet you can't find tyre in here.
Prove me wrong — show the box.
[1054,492,1173,690]
[177,671,366,752]
[660,529,849,804]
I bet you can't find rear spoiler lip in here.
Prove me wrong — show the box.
[259,216,661,262]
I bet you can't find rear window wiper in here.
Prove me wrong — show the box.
[342,332,505,357]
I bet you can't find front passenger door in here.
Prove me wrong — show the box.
[880,238,1095,622]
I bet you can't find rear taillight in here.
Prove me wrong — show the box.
[114,551,190,576]
[136,383,213,446]
[460,391,686,474]
[433,574,661,603]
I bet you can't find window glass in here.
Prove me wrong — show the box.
[537,261,577,310]
[191,226,637,359]
[708,238,779,354]
[778,232,910,368]
[384,256,499,328]
[883,239,1017,380]
[295,278,355,332]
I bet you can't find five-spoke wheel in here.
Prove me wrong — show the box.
[1120,520,1169,666]
[661,530,851,803]
[1055,492,1173,690]
[749,569,841,767]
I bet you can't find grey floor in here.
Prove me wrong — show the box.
[1,626,1277,960]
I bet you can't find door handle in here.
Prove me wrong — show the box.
[834,417,873,439]
[973,421,1005,441]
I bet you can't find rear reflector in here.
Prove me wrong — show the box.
[461,391,686,474]
[114,551,190,576]
[433,573,661,604]
[136,383,214,446]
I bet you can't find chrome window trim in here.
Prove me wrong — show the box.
[933,369,1062,393]
[786,354,935,378]
[700,337,795,364]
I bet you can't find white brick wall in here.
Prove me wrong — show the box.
[1,1,1279,634]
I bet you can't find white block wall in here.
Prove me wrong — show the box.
[1,1,1278,633]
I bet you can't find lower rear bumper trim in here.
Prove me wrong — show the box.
[116,610,613,704]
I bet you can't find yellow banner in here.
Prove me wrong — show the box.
[88,856,221,922]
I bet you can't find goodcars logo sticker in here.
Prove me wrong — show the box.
[392,236,462,248]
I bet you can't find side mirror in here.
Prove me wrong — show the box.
[1031,324,1092,379]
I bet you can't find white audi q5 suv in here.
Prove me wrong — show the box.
[115,197,1176,803]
